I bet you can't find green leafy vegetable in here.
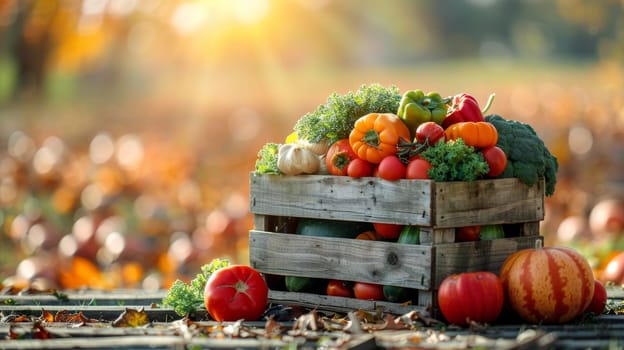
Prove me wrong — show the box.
[294,84,401,145]
[420,138,489,181]
[254,143,281,175]
[162,258,231,316]
[484,114,558,196]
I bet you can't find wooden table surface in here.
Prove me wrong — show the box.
[1,287,623,349]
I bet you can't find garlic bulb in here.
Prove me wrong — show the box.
[299,138,329,156]
[277,143,321,175]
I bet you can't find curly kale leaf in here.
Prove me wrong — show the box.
[485,114,559,196]
[421,138,489,182]
[294,84,401,144]
[162,258,231,316]
[254,143,281,175]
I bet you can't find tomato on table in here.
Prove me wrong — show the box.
[203,265,269,322]
[585,279,607,315]
[437,271,504,326]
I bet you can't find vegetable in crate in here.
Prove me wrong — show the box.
[254,143,281,175]
[325,138,358,176]
[480,224,505,240]
[327,280,354,298]
[442,93,495,129]
[484,114,558,196]
[444,121,498,149]
[293,84,401,145]
[420,138,489,182]
[397,89,448,136]
[481,146,507,177]
[277,143,320,175]
[349,113,411,164]
[296,218,373,239]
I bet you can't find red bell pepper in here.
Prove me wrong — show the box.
[442,93,495,129]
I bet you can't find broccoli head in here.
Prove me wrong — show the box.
[484,114,559,196]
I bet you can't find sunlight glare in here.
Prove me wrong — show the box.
[171,2,207,35]
[231,0,269,24]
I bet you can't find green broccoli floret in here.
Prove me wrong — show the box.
[484,114,559,196]
[254,143,281,175]
[162,258,231,316]
[294,84,401,144]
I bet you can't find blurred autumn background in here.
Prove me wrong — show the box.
[1,0,624,291]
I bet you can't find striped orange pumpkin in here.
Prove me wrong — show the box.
[499,240,594,324]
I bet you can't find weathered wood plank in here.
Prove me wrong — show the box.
[250,173,434,225]
[432,178,544,227]
[249,230,433,289]
[267,290,426,315]
[250,174,544,227]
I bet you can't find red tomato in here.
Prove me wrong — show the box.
[415,121,445,145]
[347,158,373,178]
[481,146,507,177]
[353,282,385,301]
[456,226,481,242]
[373,222,403,240]
[585,279,607,315]
[377,155,406,181]
[405,157,432,179]
[204,265,269,322]
[437,271,504,326]
[327,280,354,298]
[325,139,358,176]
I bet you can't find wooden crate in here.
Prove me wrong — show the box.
[249,173,545,317]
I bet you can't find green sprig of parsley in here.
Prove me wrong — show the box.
[254,143,281,175]
[162,258,231,316]
[294,84,401,145]
[421,138,489,182]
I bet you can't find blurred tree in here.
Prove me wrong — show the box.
[1,0,57,97]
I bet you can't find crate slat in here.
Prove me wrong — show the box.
[267,290,426,315]
[250,230,433,290]
[432,178,544,227]
[250,174,434,225]
[250,174,544,227]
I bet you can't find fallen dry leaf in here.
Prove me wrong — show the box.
[54,310,98,323]
[9,321,53,340]
[39,309,54,322]
[112,307,150,327]
[263,316,283,338]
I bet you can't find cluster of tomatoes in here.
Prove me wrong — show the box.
[325,119,508,182]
